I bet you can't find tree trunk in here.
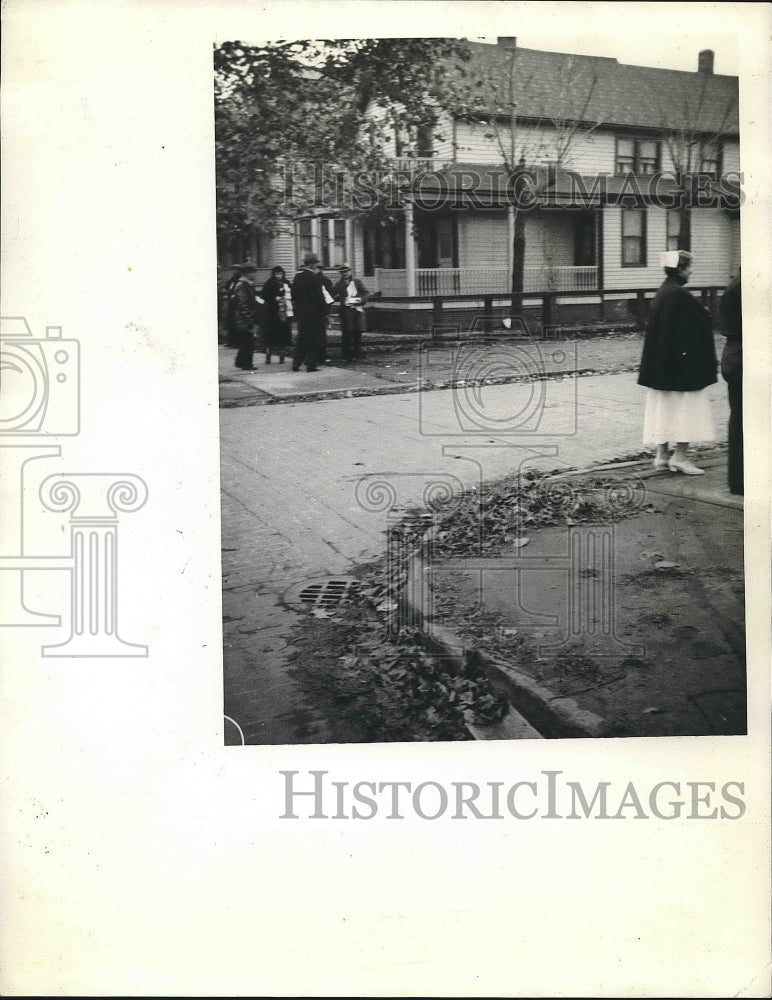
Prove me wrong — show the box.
[679,203,692,253]
[677,172,693,253]
[511,207,525,315]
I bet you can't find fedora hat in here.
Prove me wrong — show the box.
[302,252,321,266]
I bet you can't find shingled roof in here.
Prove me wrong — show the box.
[445,41,739,137]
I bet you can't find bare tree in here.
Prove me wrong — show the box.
[453,46,602,312]
[649,71,738,252]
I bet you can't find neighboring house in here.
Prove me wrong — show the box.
[229,39,740,330]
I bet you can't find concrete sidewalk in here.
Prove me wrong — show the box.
[425,452,745,738]
[220,355,733,743]
[217,334,648,407]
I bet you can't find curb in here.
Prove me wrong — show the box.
[402,532,611,740]
[220,364,641,409]
[400,449,733,739]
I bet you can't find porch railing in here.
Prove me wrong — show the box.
[372,266,598,296]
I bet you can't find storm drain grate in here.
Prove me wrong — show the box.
[297,578,358,610]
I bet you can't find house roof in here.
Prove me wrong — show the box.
[445,41,739,137]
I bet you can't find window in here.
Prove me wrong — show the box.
[621,209,647,266]
[322,219,346,267]
[616,137,661,175]
[699,140,721,176]
[296,219,313,260]
[573,213,597,266]
[363,220,405,276]
[666,211,681,252]
[416,122,435,158]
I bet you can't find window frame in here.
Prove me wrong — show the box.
[621,208,648,267]
[666,210,681,252]
[615,135,662,176]
[699,139,722,177]
[295,218,313,262]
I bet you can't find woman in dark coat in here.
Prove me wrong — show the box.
[638,250,718,475]
[260,266,293,364]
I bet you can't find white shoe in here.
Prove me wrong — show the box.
[668,458,705,475]
[653,456,671,470]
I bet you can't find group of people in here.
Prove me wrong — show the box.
[222,253,370,373]
[223,248,743,496]
[638,250,743,495]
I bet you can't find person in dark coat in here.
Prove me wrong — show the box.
[260,265,293,364]
[332,263,370,361]
[291,253,327,372]
[222,265,244,347]
[719,268,743,494]
[638,250,718,475]
[232,263,261,370]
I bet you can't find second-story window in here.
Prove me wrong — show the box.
[616,137,661,175]
[699,139,721,176]
[622,208,647,266]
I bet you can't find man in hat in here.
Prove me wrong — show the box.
[232,263,261,370]
[332,263,370,362]
[291,252,328,372]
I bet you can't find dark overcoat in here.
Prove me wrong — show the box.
[719,274,742,383]
[638,275,717,392]
[260,275,293,349]
[232,276,259,339]
[332,276,370,334]
[291,268,327,333]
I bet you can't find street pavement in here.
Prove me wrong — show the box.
[219,341,732,744]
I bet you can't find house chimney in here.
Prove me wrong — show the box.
[497,37,517,50]
[698,49,714,74]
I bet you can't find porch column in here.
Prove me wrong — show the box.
[404,200,416,297]
[507,205,516,276]
[311,217,322,259]
[344,217,354,268]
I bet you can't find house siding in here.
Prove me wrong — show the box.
[457,211,509,268]
[433,110,455,161]
[603,205,664,289]
[723,140,740,174]
[603,204,737,290]
[523,210,575,268]
[268,221,296,273]
[454,120,615,173]
[689,209,738,286]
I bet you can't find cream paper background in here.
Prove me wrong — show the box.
[0,1,770,995]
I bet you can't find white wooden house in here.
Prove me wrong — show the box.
[237,39,740,328]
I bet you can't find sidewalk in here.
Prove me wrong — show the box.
[218,332,647,408]
[423,451,745,738]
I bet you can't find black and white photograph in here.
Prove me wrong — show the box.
[2,2,770,996]
[218,33,747,744]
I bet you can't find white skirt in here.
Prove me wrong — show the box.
[642,387,716,445]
